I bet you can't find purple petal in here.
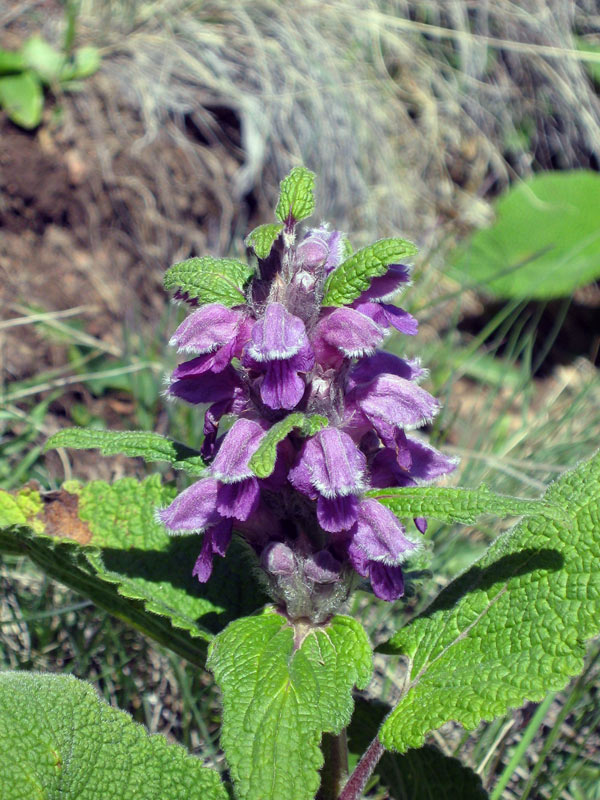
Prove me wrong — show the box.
[192,519,233,582]
[353,374,439,435]
[296,428,366,497]
[352,499,420,565]
[211,418,265,482]
[406,437,458,481]
[216,477,260,520]
[348,352,425,389]
[370,445,412,488]
[355,264,411,302]
[170,304,244,353]
[169,366,245,405]
[157,478,220,532]
[260,360,306,410]
[287,457,318,499]
[247,302,308,361]
[317,494,359,532]
[172,345,234,378]
[315,307,385,358]
[380,304,418,335]
[369,563,405,601]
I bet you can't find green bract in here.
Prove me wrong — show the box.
[275,166,316,225]
[163,256,254,306]
[245,222,284,258]
[322,237,418,307]
[248,412,328,478]
[0,672,227,800]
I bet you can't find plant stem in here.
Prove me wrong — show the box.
[337,736,385,800]
[317,731,349,800]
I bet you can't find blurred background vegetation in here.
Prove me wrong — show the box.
[1,1,599,798]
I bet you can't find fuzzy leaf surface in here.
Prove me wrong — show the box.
[249,413,328,478]
[275,166,316,224]
[0,672,227,800]
[164,256,253,307]
[45,427,206,474]
[365,485,566,524]
[0,477,266,665]
[322,237,418,307]
[378,451,600,752]
[245,222,284,258]
[208,609,372,800]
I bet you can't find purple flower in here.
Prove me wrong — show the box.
[161,179,454,617]
[347,499,420,601]
[289,427,366,532]
[243,302,315,410]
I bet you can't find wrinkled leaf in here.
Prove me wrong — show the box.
[45,428,206,475]
[208,609,372,800]
[164,256,254,307]
[378,451,600,752]
[0,477,267,665]
[322,238,418,307]
[245,222,284,258]
[365,484,566,524]
[0,672,227,800]
[275,166,316,225]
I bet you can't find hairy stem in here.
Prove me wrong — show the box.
[317,730,349,800]
[337,736,385,800]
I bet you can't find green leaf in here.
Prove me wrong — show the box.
[245,222,284,258]
[45,427,206,475]
[378,450,600,752]
[163,256,254,307]
[0,71,43,129]
[449,171,600,299]
[64,46,101,80]
[365,484,567,524]
[248,413,328,479]
[0,477,267,666]
[22,35,65,84]
[322,237,418,307]
[275,166,316,225]
[208,609,372,800]
[0,48,26,74]
[0,672,227,800]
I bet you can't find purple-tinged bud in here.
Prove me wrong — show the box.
[262,542,296,576]
[304,550,342,583]
[297,227,344,272]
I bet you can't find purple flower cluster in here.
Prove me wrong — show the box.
[158,214,455,622]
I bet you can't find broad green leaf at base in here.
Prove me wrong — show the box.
[378,450,600,752]
[0,672,227,800]
[208,609,372,800]
[0,476,267,667]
